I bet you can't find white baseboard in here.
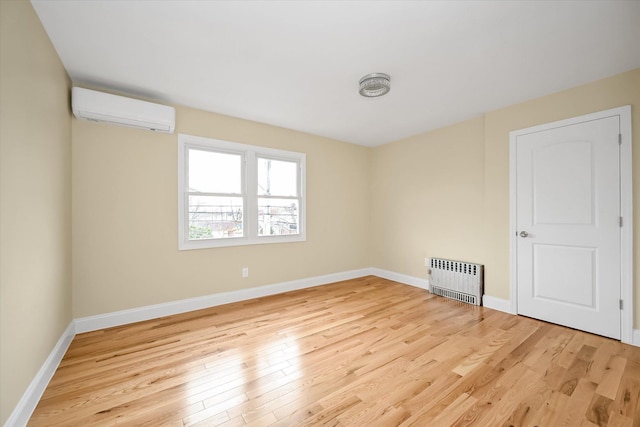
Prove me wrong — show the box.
[633,329,640,347]
[5,321,75,427]
[75,268,372,333]
[371,270,518,317]
[482,295,512,313]
[369,268,429,290]
[74,268,431,335]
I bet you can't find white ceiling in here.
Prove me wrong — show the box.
[31,1,640,147]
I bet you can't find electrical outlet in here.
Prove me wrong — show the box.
[242,267,249,278]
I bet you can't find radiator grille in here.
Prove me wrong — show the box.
[429,258,484,306]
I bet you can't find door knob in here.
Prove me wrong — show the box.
[519,231,529,238]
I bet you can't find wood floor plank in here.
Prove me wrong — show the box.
[28,276,640,426]
[596,355,628,399]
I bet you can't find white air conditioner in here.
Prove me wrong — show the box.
[72,87,175,134]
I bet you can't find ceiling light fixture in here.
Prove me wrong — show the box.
[359,73,391,98]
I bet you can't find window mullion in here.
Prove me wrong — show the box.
[187,191,243,198]
[245,151,257,240]
[257,195,300,200]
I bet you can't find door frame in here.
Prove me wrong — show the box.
[509,105,633,344]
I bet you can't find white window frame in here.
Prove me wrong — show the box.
[178,133,306,250]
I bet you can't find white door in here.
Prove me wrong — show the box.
[514,115,621,339]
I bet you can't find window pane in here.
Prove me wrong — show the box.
[257,158,297,196]
[258,198,299,236]
[188,195,243,239]
[189,149,241,194]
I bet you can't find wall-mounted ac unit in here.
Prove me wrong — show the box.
[72,87,175,134]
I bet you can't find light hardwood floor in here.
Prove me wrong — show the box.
[29,276,640,426]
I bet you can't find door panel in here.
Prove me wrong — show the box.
[516,116,620,339]
[533,244,596,307]
[533,141,593,225]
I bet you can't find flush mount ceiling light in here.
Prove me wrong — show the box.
[359,73,391,97]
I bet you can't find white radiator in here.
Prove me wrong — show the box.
[429,258,484,306]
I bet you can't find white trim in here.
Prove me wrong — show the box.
[509,124,519,315]
[73,268,432,334]
[75,268,370,333]
[619,106,634,345]
[633,329,640,347]
[509,105,633,344]
[5,321,75,427]
[482,295,512,314]
[369,268,429,290]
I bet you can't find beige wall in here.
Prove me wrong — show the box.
[372,68,640,327]
[370,116,485,274]
[0,1,72,424]
[72,105,371,317]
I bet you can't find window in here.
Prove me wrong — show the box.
[178,134,305,250]
[257,157,300,236]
